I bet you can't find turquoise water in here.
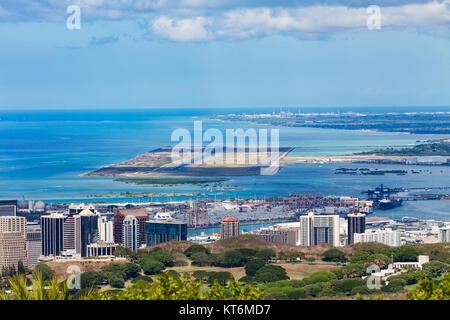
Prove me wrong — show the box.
[1,108,449,220]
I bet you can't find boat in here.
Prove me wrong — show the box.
[377,198,403,210]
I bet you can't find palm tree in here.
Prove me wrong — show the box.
[0,271,100,300]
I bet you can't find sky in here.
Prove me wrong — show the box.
[0,0,449,109]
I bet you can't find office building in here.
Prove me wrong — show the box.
[79,210,99,257]
[0,200,17,217]
[0,215,27,269]
[347,213,366,245]
[41,213,65,257]
[220,217,240,240]
[438,227,450,243]
[114,209,148,246]
[63,209,99,257]
[258,227,298,246]
[354,229,401,247]
[145,213,187,247]
[98,216,114,242]
[26,224,41,267]
[122,215,139,251]
[0,216,26,237]
[0,232,28,270]
[63,214,81,253]
[299,212,340,247]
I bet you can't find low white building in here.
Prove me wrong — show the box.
[391,255,429,270]
[354,228,401,247]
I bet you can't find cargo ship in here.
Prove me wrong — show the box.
[377,198,403,210]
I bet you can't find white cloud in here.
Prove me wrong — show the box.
[0,0,449,40]
[151,16,214,41]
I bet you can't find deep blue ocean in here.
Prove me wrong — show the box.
[1,107,450,220]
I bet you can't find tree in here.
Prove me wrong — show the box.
[106,273,125,288]
[184,244,210,257]
[17,261,27,275]
[254,272,279,283]
[114,245,135,259]
[148,251,174,267]
[350,250,372,264]
[81,271,106,289]
[237,248,259,260]
[303,271,337,285]
[131,275,153,284]
[141,259,165,275]
[321,249,347,262]
[218,250,245,268]
[190,252,210,267]
[244,259,265,276]
[165,270,180,279]
[331,278,366,295]
[407,274,450,300]
[394,246,419,262]
[256,248,276,261]
[287,288,307,299]
[255,265,288,281]
[279,251,304,261]
[422,261,449,278]
[34,263,55,282]
[207,272,234,286]
[122,263,141,279]
[192,270,210,281]
[306,257,316,264]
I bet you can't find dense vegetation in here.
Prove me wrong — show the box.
[1,241,448,300]
[358,140,450,156]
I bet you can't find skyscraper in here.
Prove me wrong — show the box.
[220,217,240,239]
[114,209,148,246]
[299,212,340,247]
[122,215,139,251]
[41,213,65,257]
[0,233,27,270]
[98,216,114,242]
[347,213,366,245]
[0,216,27,269]
[438,227,450,243]
[26,223,41,267]
[79,209,99,257]
[63,209,99,257]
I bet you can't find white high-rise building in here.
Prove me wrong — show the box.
[122,215,139,251]
[354,229,401,247]
[299,212,340,247]
[98,216,113,242]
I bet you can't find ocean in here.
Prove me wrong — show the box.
[1,108,450,220]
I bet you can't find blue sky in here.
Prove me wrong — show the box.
[0,0,449,109]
